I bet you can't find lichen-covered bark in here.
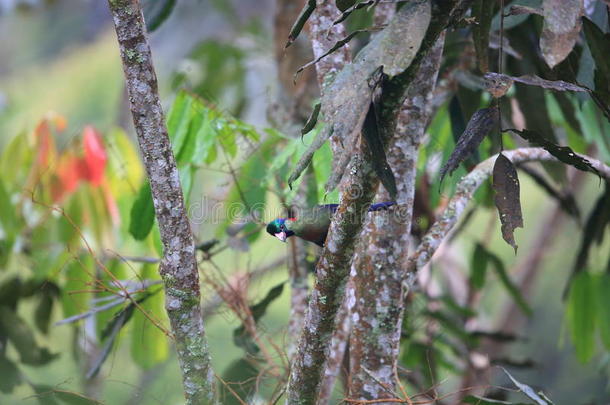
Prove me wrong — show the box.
[407,148,610,275]
[348,35,445,402]
[106,1,215,403]
[318,287,352,404]
[303,3,354,402]
[286,151,380,404]
[307,0,351,96]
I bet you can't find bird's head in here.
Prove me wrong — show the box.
[266,218,294,243]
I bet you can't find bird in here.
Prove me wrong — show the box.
[266,202,396,247]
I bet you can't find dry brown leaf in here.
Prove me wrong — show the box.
[493,153,523,253]
[540,0,583,68]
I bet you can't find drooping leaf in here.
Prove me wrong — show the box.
[475,243,532,315]
[489,251,532,316]
[566,271,596,363]
[362,97,397,200]
[129,181,155,241]
[0,356,21,393]
[540,0,582,68]
[440,107,498,182]
[472,0,496,72]
[571,186,610,277]
[507,128,602,176]
[0,307,58,366]
[220,357,259,405]
[595,273,610,349]
[34,282,60,334]
[501,367,554,405]
[470,243,489,289]
[286,0,316,48]
[142,0,177,32]
[582,17,610,81]
[88,295,151,379]
[233,282,285,353]
[582,17,610,121]
[449,95,480,169]
[493,153,523,253]
[288,125,333,188]
[301,102,321,137]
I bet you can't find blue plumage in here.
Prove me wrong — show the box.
[266,201,396,246]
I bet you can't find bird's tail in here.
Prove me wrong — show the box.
[368,201,396,211]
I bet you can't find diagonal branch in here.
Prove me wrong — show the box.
[407,147,610,276]
[106,1,215,403]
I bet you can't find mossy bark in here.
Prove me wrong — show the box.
[106,1,215,403]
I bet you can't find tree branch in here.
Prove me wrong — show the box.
[106,1,215,403]
[349,33,445,402]
[407,147,610,276]
[287,3,470,403]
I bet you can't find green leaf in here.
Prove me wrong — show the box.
[0,306,58,365]
[0,356,21,393]
[34,282,60,335]
[566,271,596,363]
[166,90,195,156]
[582,17,610,80]
[0,276,21,308]
[0,179,17,267]
[219,136,280,242]
[190,111,218,165]
[142,0,177,32]
[129,181,155,241]
[220,357,259,405]
[595,273,610,350]
[233,282,285,353]
[31,385,103,405]
[61,256,93,319]
[131,265,168,369]
[478,244,532,315]
[88,297,148,379]
[572,186,610,277]
[0,132,32,187]
[178,164,196,204]
[471,243,489,289]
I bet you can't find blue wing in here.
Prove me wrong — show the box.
[316,202,395,213]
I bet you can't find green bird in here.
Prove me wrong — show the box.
[266,202,395,247]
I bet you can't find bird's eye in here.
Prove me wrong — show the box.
[280,224,286,231]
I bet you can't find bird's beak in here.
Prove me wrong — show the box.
[274,232,287,242]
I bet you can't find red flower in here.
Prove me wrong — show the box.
[82,126,107,186]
